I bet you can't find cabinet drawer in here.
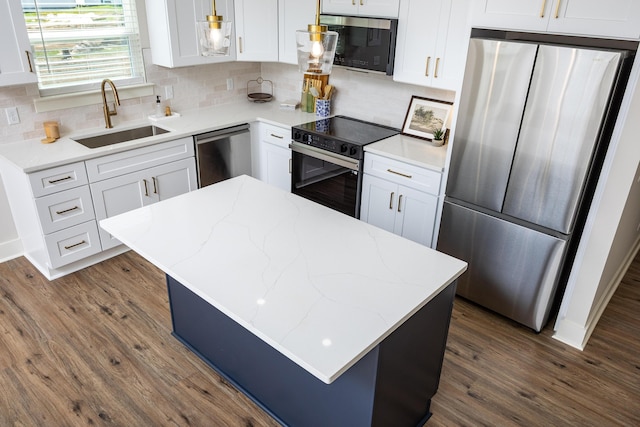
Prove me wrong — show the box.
[85,137,195,182]
[35,186,96,234]
[262,123,291,149]
[44,221,102,269]
[364,152,442,196]
[29,162,89,197]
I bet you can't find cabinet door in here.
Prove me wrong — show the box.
[90,168,152,250]
[394,185,438,248]
[235,0,279,61]
[262,143,291,192]
[279,0,316,65]
[360,174,398,234]
[145,0,236,68]
[547,0,640,39]
[359,0,400,17]
[394,0,470,91]
[0,0,38,86]
[152,158,198,201]
[471,0,551,32]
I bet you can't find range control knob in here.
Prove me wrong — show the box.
[350,146,358,156]
[293,131,301,141]
[340,144,348,153]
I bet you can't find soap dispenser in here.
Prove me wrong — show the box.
[155,95,163,118]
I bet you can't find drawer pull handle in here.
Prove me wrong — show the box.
[389,192,394,210]
[425,57,431,77]
[398,194,403,213]
[152,177,158,194]
[539,0,547,17]
[64,240,86,250]
[143,179,149,197]
[270,133,284,139]
[554,0,561,18]
[48,175,73,184]
[56,206,79,215]
[435,57,440,78]
[387,169,412,179]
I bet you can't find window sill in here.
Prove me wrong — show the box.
[34,83,155,113]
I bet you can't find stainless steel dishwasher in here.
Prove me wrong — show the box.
[193,124,251,187]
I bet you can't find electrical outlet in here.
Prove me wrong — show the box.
[164,85,174,100]
[5,107,20,125]
[227,78,234,91]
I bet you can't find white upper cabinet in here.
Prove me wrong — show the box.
[393,0,471,91]
[322,0,400,18]
[145,0,237,68]
[0,0,37,86]
[235,0,279,61]
[279,0,316,65]
[472,0,640,39]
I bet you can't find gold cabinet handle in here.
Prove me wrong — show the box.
[152,177,158,194]
[270,133,284,139]
[48,175,73,184]
[398,194,403,213]
[389,192,394,210]
[387,169,413,179]
[352,0,355,5]
[25,50,33,73]
[64,240,86,250]
[289,158,292,174]
[239,37,243,53]
[360,0,364,5]
[435,57,441,78]
[425,57,431,77]
[539,0,547,17]
[143,179,149,197]
[56,206,79,215]
[554,0,561,18]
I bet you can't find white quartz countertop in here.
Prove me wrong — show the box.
[365,134,448,172]
[100,175,467,384]
[0,102,317,173]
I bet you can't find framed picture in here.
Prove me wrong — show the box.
[401,96,454,141]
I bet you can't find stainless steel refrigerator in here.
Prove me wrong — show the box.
[437,30,635,332]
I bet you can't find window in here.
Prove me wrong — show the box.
[22,0,145,96]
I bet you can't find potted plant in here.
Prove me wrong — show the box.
[431,128,445,146]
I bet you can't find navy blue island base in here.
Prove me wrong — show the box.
[167,275,457,427]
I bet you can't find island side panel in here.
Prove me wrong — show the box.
[371,283,457,426]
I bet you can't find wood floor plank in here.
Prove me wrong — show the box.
[0,250,638,426]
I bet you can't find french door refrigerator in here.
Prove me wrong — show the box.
[437,30,635,332]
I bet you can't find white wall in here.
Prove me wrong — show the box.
[554,54,640,349]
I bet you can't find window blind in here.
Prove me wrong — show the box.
[22,0,145,96]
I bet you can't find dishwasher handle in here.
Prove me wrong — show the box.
[194,124,250,144]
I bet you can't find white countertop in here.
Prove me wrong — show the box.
[0,102,317,173]
[0,103,448,174]
[100,175,466,384]
[365,134,448,172]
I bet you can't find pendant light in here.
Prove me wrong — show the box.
[296,0,338,75]
[198,0,233,56]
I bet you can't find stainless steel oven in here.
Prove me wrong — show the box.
[290,116,398,218]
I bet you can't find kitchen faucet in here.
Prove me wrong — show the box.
[101,79,120,128]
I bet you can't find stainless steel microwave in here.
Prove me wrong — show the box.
[320,14,398,76]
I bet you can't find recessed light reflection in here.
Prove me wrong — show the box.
[256,298,266,305]
[322,338,332,347]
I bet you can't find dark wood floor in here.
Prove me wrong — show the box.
[0,250,638,426]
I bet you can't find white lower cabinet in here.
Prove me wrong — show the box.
[2,137,197,279]
[360,153,441,248]
[91,157,197,250]
[256,122,291,192]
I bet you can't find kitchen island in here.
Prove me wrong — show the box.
[100,175,467,426]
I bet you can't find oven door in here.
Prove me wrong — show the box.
[290,141,362,218]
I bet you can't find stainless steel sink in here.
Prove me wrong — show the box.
[73,125,170,149]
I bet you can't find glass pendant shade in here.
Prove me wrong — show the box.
[296,25,338,75]
[198,0,232,56]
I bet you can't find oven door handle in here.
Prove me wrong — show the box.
[289,142,360,172]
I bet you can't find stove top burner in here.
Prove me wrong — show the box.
[292,116,399,160]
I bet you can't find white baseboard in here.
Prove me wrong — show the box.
[553,237,640,350]
[0,237,23,263]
